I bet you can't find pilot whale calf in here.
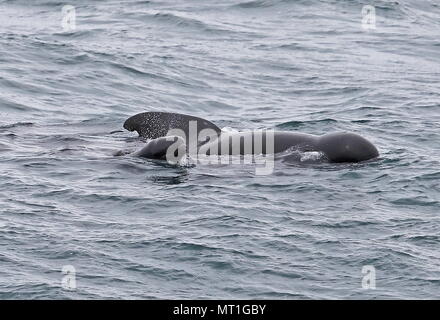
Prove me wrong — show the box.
[200,131,379,162]
[134,135,186,161]
[123,112,379,163]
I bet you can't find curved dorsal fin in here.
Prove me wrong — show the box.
[124,112,221,140]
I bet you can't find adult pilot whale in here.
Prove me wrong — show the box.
[123,112,379,163]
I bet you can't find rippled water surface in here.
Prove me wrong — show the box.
[0,0,439,299]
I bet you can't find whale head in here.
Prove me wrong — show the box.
[317,132,379,163]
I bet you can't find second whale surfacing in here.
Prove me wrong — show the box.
[123,112,379,163]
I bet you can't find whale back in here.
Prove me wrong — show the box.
[317,132,379,162]
[124,112,222,140]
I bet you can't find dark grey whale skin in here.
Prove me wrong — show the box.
[124,112,221,141]
[124,112,379,163]
[202,131,379,163]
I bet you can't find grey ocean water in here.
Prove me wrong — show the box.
[0,0,439,299]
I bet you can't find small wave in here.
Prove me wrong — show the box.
[152,12,206,29]
[128,11,231,35]
[53,29,98,39]
[0,122,34,129]
[0,142,11,151]
[391,197,438,206]
[276,118,337,129]
[233,0,278,9]
[415,172,440,181]
[299,151,325,162]
[351,119,374,124]
[277,149,328,164]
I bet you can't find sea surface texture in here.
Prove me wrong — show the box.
[0,0,439,299]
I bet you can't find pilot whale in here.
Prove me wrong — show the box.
[123,112,379,163]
